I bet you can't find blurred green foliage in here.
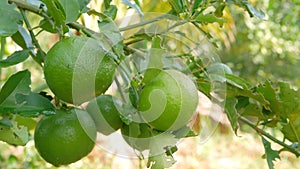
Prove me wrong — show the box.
[220,0,300,86]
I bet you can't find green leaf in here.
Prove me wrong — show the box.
[261,137,280,169]
[278,82,300,117]
[42,0,68,33]
[147,133,178,169]
[0,49,30,68]
[281,117,300,143]
[104,0,112,9]
[103,5,118,20]
[195,13,227,25]
[13,93,55,117]
[191,0,203,13]
[168,0,185,14]
[58,0,81,23]
[96,12,124,57]
[225,74,252,89]
[12,26,34,49]
[241,102,264,119]
[0,121,29,146]
[0,1,23,37]
[243,1,266,20]
[225,97,239,134]
[0,70,31,106]
[77,0,91,10]
[256,81,281,115]
[122,0,144,18]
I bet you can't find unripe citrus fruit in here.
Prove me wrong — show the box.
[86,95,123,135]
[139,69,198,131]
[34,108,96,166]
[44,36,116,104]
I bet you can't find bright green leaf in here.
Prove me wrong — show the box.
[278,82,300,117]
[59,0,81,23]
[195,13,227,25]
[0,121,29,146]
[0,50,30,68]
[261,137,280,169]
[0,1,23,37]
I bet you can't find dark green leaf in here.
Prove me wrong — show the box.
[0,50,30,68]
[195,13,227,25]
[104,0,112,9]
[191,0,203,13]
[0,70,31,106]
[225,97,239,134]
[214,4,226,17]
[261,137,280,169]
[0,1,23,37]
[12,26,33,49]
[13,93,55,117]
[242,102,265,118]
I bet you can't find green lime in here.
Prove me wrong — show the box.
[44,36,116,104]
[86,95,123,135]
[34,108,96,166]
[139,69,198,131]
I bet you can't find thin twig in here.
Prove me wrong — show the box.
[19,8,44,66]
[239,116,300,157]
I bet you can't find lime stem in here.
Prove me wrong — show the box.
[239,116,300,157]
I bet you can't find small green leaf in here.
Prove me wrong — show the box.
[0,49,30,68]
[225,74,252,89]
[225,97,239,134]
[243,1,266,20]
[195,13,227,25]
[278,82,300,117]
[0,70,31,106]
[0,1,23,37]
[261,137,280,169]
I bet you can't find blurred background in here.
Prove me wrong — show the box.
[0,0,300,168]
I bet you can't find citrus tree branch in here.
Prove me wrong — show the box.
[19,8,44,66]
[239,116,300,157]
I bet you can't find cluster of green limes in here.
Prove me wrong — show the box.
[34,36,198,166]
